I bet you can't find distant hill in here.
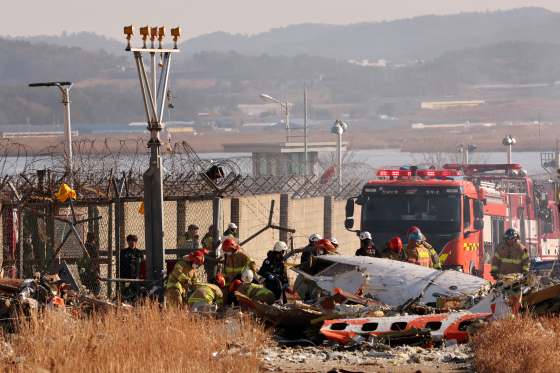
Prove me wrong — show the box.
[4,31,128,56]
[178,7,560,62]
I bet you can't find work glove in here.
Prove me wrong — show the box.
[268,274,275,280]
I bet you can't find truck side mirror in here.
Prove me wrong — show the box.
[473,200,484,219]
[345,219,354,230]
[345,199,355,218]
[539,192,549,209]
[356,195,368,206]
[473,220,484,230]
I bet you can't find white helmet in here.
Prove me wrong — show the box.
[241,269,253,283]
[360,231,372,241]
[274,241,288,252]
[309,234,322,243]
[228,223,237,229]
[329,237,338,246]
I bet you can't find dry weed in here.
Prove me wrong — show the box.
[0,301,270,373]
[471,315,560,373]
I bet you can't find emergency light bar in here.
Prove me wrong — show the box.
[376,170,461,177]
[442,164,522,171]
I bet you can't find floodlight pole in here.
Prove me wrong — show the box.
[28,82,74,182]
[127,43,178,281]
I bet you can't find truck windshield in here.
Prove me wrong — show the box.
[362,195,462,234]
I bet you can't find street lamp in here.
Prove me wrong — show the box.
[455,143,476,164]
[28,81,74,179]
[502,135,516,165]
[331,119,348,186]
[259,94,291,142]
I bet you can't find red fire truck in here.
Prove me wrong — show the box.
[344,164,559,281]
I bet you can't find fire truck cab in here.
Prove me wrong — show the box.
[344,165,559,281]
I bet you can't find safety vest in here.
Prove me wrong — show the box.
[247,284,273,297]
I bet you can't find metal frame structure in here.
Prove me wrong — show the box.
[127,35,179,281]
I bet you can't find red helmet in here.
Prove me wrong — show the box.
[387,237,402,252]
[222,238,238,252]
[189,251,204,265]
[407,226,420,237]
[229,279,242,293]
[317,238,335,252]
[214,274,226,288]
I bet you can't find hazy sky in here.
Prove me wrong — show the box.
[2,0,559,40]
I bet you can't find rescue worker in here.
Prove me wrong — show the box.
[406,231,433,268]
[300,234,322,263]
[355,232,378,257]
[202,224,214,249]
[230,279,276,311]
[490,228,529,280]
[223,223,237,238]
[407,226,441,270]
[377,237,405,261]
[259,241,291,303]
[166,251,204,309]
[317,238,339,255]
[329,237,339,250]
[187,274,226,311]
[121,234,143,279]
[222,238,257,283]
[176,224,199,250]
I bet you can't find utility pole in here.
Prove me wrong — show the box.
[125,24,181,280]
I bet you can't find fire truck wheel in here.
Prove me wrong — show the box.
[468,261,476,276]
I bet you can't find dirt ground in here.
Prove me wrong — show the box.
[264,360,470,372]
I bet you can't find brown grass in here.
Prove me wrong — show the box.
[1,301,269,373]
[471,315,560,373]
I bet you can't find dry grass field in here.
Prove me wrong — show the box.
[1,302,269,373]
[471,315,560,373]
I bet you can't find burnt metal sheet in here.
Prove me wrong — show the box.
[291,255,491,307]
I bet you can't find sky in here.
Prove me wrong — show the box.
[1,0,559,40]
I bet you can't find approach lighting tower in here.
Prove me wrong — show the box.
[124,24,180,281]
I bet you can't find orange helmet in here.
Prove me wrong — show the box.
[214,274,226,288]
[229,279,242,293]
[407,226,420,237]
[317,238,335,252]
[189,251,204,265]
[387,237,402,252]
[222,238,238,252]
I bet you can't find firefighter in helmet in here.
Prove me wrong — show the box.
[166,251,204,309]
[300,233,322,263]
[355,231,378,257]
[405,227,441,270]
[317,238,338,256]
[406,231,433,268]
[378,237,405,261]
[490,227,529,280]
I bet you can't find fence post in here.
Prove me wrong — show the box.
[323,196,334,239]
[211,197,223,277]
[18,208,23,278]
[114,197,121,279]
[0,204,2,273]
[177,200,187,258]
[231,198,241,240]
[107,202,113,299]
[279,193,291,243]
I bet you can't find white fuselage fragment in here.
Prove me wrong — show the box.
[291,256,491,307]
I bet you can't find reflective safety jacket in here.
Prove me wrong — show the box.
[166,256,199,293]
[224,247,256,283]
[223,229,236,238]
[236,282,274,299]
[187,283,224,306]
[176,231,199,250]
[491,241,529,278]
[423,241,441,269]
[202,232,213,248]
[355,243,378,257]
[406,242,433,268]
